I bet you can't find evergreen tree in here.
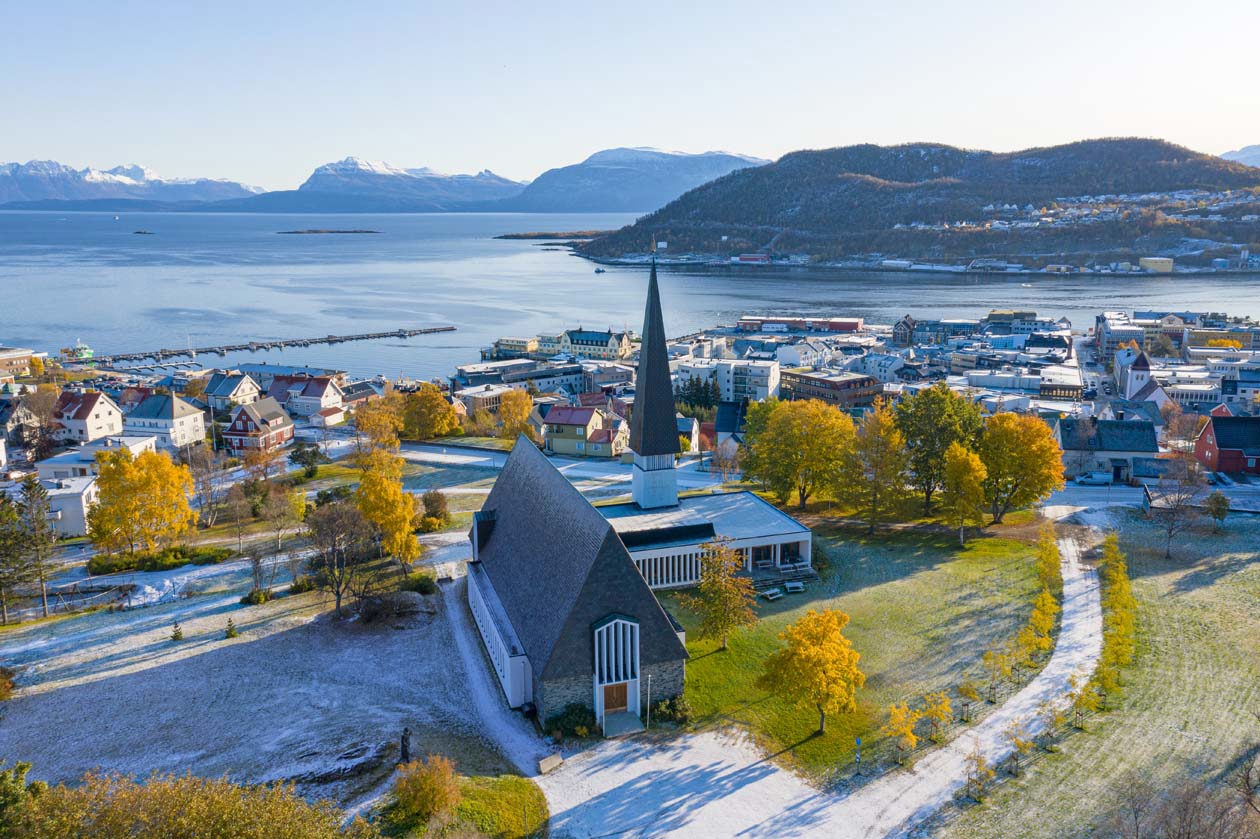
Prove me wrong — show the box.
[16,477,56,619]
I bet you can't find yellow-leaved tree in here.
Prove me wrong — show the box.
[940,442,987,546]
[882,702,922,764]
[678,538,758,651]
[353,394,404,458]
[89,449,195,555]
[355,449,419,574]
[840,398,910,535]
[743,399,854,508]
[756,609,865,735]
[496,389,534,440]
[921,691,952,743]
[977,413,1065,523]
[402,383,459,441]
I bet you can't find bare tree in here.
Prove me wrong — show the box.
[223,484,253,554]
[1148,454,1204,559]
[306,501,373,617]
[261,484,304,553]
[188,445,228,528]
[20,385,61,461]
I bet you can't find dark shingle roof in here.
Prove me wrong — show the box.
[128,393,200,421]
[1209,416,1260,455]
[473,438,686,682]
[629,262,680,457]
[1058,418,1158,453]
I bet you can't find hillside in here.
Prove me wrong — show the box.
[486,147,767,212]
[580,139,1260,262]
[0,160,261,204]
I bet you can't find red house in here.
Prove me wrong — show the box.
[1194,416,1260,475]
[222,397,294,454]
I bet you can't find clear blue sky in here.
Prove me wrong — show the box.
[4,0,1257,190]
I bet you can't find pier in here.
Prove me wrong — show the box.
[82,326,456,367]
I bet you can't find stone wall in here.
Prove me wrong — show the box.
[537,673,591,727]
[640,659,685,710]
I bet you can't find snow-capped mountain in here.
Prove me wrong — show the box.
[1222,145,1260,168]
[490,147,770,212]
[296,156,525,207]
[0,160,263,204]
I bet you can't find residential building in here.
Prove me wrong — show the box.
[736,315,864,334]
[0,347,35,378]
[541,406,627,458]
[454,384,516,414]
[221,397,294,454]
[674,358,781,402]
[1194,416,1260,474]
[36,435,158,480]
[266,375,345,417]
[204,372,261,412]
[234,363,347,390]
[780,368,881,409]
[123,394,206,449]
[559,328,633,360]
[1055,418,1159,480]
[0,400,37,445]
[53,390,124,443]
[42,476,99,537]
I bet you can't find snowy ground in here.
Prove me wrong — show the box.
[537,518,1106,838]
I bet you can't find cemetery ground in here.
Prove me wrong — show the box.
[935,510,1260,838]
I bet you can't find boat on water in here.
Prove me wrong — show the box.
[594,267,607,274]
[60,339,95,363]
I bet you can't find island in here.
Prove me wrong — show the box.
[494,230,615,240]
[276,229,381,235]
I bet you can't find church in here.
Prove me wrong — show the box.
[466,263,813,733]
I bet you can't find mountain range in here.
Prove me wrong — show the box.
[0,148,765,213]
[580,138,1260,261]
[0,160,262,204]
[1222,145,1260,168]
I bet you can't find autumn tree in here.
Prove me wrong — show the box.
[1068,675,1102,729]
[1003,718,1034,776]
[242,446,283,484]
[922,691,952,743]
[88,450,196,556]
[17,476,57,618]
[355,449,419,574]
[977,413,1065,523]
[756,609,865,734]
[496,388,534,440]
[1204,490,1230,531]
[1036,698,1067,751]
[1206,337,1244,349]
[1148,454,1203,559]
[956,680,981,722]
[678,539,758,651]
[402,383,460,441]
[894,382,983,514]
[0,496,35,625]
[20,384,61,461]
[1161,401,1206,453]
[940,443,987,546]
[420,489,450,525]
[964,740,995,801]
[982,644,1011,703]
[882,702,922,764]
[262,484,305,554]
[354,394,404,457]
[306,501,374,617]
[841,398,910,534]
[743,399,854,508]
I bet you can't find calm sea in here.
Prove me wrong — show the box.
[2,211,1259,380]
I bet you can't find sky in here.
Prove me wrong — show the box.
[4,0,1258,190]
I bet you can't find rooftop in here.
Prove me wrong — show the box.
[601,490,810,547]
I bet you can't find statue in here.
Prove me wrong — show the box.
[400,726,411,764]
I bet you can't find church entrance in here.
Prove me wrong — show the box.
[603,682,628,714]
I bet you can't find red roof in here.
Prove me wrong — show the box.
[317,406,344,417]
[587,428,617,443]
[55,390,111,422]
[545,406,596,426]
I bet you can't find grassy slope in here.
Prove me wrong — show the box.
[661,521,1041,778]
[939,511,1260,838]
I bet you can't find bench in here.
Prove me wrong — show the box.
[785,581,806,594]
[537,753,564,774]
[761,588,784,601]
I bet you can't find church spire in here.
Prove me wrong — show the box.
[630,260,680,458]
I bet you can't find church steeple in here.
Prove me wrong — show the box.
[630,261,680,508]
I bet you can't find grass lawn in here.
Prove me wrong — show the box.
[661,519,1043,779]
[380,773,547,838]
[939,510,1260,838]
[433,435,515,451]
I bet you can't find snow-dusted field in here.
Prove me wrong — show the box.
[0,584,515,807]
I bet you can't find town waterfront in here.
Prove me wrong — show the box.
[4,210,1260,379]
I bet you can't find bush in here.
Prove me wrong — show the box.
[224,618,239,639]
[391,755,460,826]
[544,703,598,739]
[288,576,317,595]
[170,622,184,642]
[421,490,450,523]
[456,775,548,839]
[653,694,693,725]
[240,588,274,606]
[0,666,16,702]
[416,516,446,534]
[400,572,438,595]
[88,546,233,576]
[315,486,353,507]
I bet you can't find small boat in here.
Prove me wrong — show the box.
[1021,282,1033,287]
[594,267,607,274]
[113,215,120,221]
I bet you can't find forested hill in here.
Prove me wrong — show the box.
[579,138,1260,259]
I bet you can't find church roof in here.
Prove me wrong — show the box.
[472,437,686,682]
[1130,351,1151,371]
[630,262,681,457]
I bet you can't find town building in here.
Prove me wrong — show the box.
[53,390,124,443]
[780,368,882,409]
[1055,418,1159,481]
[674,358,781,402]
[1194,416,1260,474]
[541,406,628,458]
[123,394,206,449]
[221,397,294,454]
[36,435,158,480]
[0,347,35,379]
[204,372,262,412]
[559,329,634,361]
[265,375,345,418]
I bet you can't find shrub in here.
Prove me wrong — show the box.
[653,694,693,725]
[0,666,16,702]
[170,622,184,642]
[544,703,597,739]
[399,572,438,596]
[391,755,460,826]
[88,546,233,576]
[288,576,317,595]
[224,618,239,639]
[315,486,353,507]
[455,775,548,839]
[416,516,446,534]
[239,588,274,606]
[421,490,450,523]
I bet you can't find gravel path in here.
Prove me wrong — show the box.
[537,529,1103,838]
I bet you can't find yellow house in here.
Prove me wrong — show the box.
[542,405,628,458]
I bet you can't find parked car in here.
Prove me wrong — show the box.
[1074,471,1113,486]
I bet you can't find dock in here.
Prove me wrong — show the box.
[83,326,457,367]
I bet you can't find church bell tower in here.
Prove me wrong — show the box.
[629,261,680,509]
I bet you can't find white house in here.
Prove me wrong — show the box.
[265,376,345,418]
[124,394,206,450]
[53,391,124,443]
[42,476,99,537]
[36,435,158,480]
[204,372,261,412]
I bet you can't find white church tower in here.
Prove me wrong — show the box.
[1124,350,1152,399]
[629,262,680,509]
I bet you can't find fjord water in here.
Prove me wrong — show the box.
[3,211,1260,380]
